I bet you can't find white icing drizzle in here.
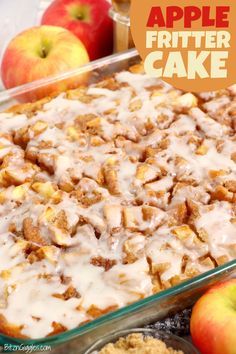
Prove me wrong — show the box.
[0,67,234,339]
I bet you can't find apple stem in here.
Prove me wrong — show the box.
[68,4,90,22]
[41,47,47,59]
[76,13,84,20]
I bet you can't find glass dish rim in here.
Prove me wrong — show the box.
[84,328,199,354]
[0,260,235,346]
[0,48,235,347]
[0,48,138,107]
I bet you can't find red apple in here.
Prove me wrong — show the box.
[1,25,89,102]
[191,279,236,354]
[41,0,113,61]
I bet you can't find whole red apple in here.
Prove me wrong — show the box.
[1,25,89,102]
[191,279,236,354]
[41,0,113,61]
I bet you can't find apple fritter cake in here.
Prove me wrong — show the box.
[0,63,235,339]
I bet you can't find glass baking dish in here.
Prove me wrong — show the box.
[0,49,235,354]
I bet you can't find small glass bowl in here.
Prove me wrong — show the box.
[84,328,199,354]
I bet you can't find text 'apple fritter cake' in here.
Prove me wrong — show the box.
[0,63,235,339]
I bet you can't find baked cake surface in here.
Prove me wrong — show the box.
[0,63,235,338]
